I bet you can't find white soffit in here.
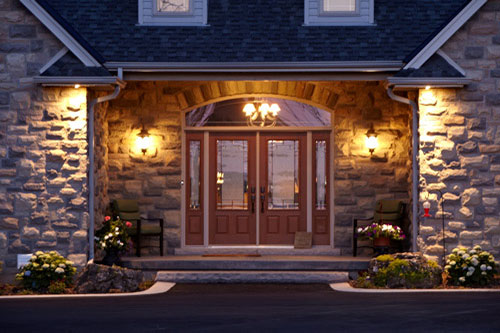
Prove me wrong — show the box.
[20,0,101,67]
[404,0,488,70]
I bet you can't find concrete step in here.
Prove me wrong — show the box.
[174,247,341,256]
[122,255,369,271]
[156,270,349,284]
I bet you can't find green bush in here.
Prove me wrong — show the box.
[445,245,497,287]
[369,254,442,289]
[16,251,77,291]
[48,280,67,294]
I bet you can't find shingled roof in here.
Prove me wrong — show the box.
[36,0,471,64]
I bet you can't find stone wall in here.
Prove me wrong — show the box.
[418,0,500,260]
[102,82,183,255]
[0,0,89,268]
[99,81,411,255]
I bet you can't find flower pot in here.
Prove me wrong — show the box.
[373,236,390,247]
[101,248,122,266]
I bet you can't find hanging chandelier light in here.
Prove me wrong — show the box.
[243,101,281,127]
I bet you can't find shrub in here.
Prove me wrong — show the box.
[48,280,67,294]
[16,251,77,291]
[368,253,442,289]
[95,216,132,253]
[445,245,497,287]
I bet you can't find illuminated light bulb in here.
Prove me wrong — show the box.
[425,86,431,90]
[365,136,378,153]
[74,84,81,89]
[136,128,152,155]
[259,103,270,117]
[269,103,281,117]
[243,103,256,116]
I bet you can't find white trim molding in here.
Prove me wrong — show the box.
[33,76,126,87]
[39,47,68,75]
[387,77,472,89]
[20,0,102,67]
[436,49,467,77]
[404,0,487,70]
[105,61,403,72]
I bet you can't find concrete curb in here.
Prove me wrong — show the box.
[0,281,176,300]
[330,282,500,293]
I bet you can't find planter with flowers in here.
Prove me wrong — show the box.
[357,223,406,254]
[95,216,132,266]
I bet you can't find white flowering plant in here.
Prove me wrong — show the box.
[16,251,77,291]
[357,223,406,241]
[95,216,132,253]
[445,245,497,287]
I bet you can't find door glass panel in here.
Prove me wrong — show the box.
[315,140,327,210]
[268,140,299,210]
[189,141,201,210]
[216,140,248,210]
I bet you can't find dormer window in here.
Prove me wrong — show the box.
[139,0,207,26]
[305,0,374,26]
[157,0,190,14]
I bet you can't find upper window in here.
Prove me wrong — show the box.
[305,0,374,26]
[323,0,356,13]
[139,0,207,26]
[157,0,191,14]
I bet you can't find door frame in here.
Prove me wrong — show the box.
[182,125,335,248]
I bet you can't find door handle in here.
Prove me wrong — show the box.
[260,187,266,213]
[251,187,256,213]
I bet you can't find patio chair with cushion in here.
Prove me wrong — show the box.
[352,199,406,257]
[112,199,164,257]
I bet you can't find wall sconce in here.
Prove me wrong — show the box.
[365,124,378,155]
[136,126,152,155]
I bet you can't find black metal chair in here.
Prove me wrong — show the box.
[112,199,164,257]
[353,199,405,257]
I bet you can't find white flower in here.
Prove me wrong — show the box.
[466,271,473,277]
[463,254,470,259]
[471,259,479,266]
[445,265,451,270]
[487,266,492,271]
[459,277,466,282]
[59,263,66,268]
[470,250,476,255]
[450,261,456,266]
[42,264,49,269]
[357,228,362,233]
[104,235,109,240]
[30,255,37,261]
[55,267,64,274]
[468,266,475,272]
[24,270,31,277]
[35,251,44,256]
[481,272,487,276]
[373,266,379,273]
[458,251,465,256]
[115,227,119,231]
[480,264,487,271]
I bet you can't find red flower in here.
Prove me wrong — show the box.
[126,221,132,228]
[105,216,111,222]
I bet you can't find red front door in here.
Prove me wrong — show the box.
[209,133,257,245]
[259,133,307,244]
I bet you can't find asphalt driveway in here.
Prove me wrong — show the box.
[0,284,499,332]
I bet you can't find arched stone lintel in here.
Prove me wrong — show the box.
[175,81,340,113]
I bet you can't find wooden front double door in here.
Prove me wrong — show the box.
[185,131,330,246]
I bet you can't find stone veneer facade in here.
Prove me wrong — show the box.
[97,81,411,255]
[417,0,500,260]
[2,0,500,268]
[0,0,89,268]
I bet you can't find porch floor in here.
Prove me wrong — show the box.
[121,255,371,272]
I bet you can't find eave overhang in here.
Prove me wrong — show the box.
[104,61,404,73]
[32,76,126,87]
[387,77,472,89]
